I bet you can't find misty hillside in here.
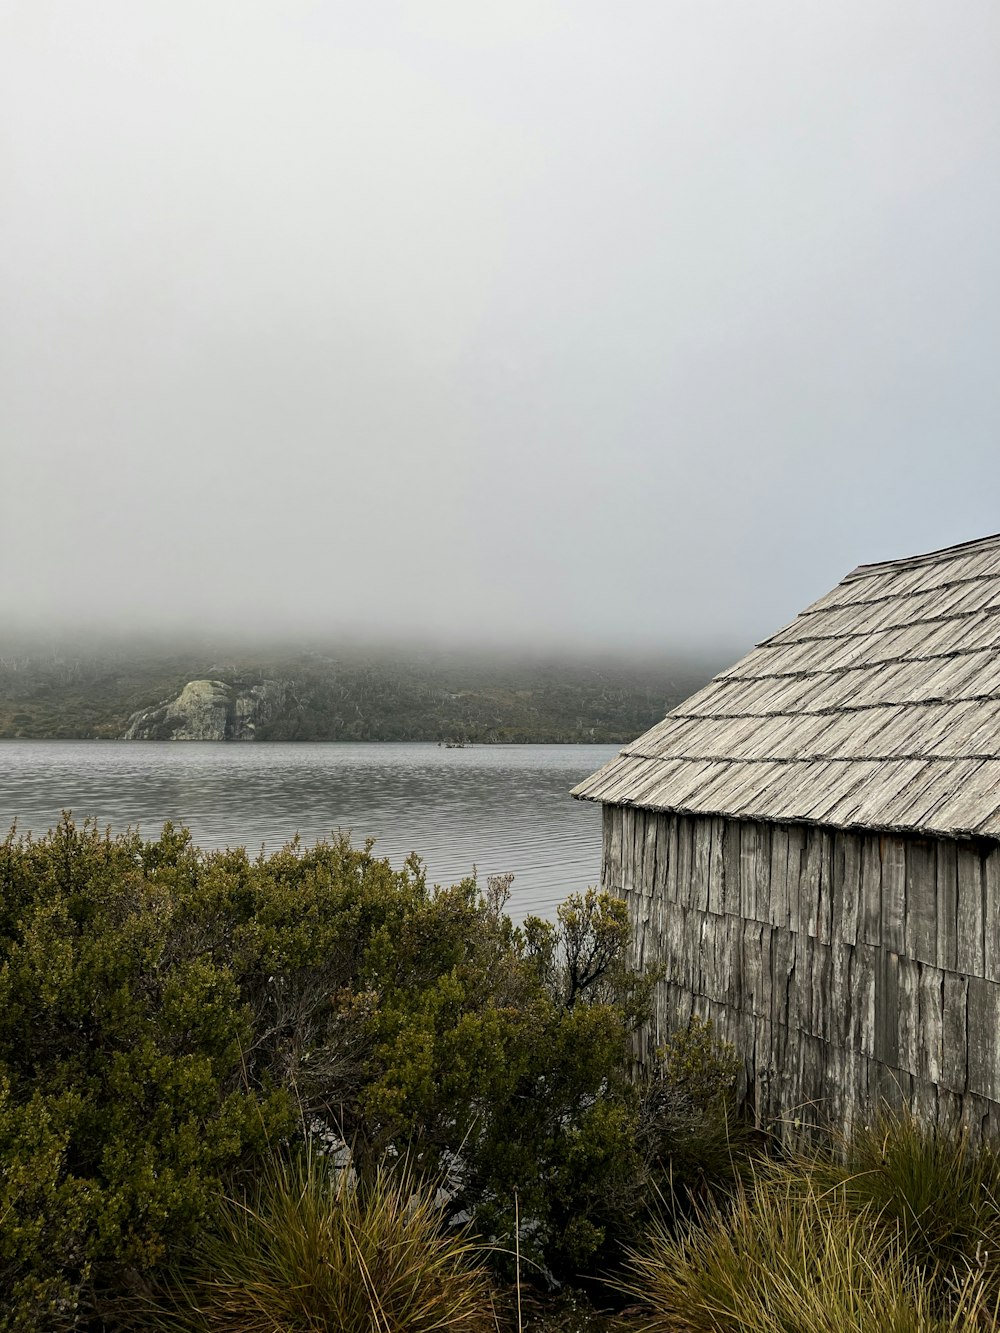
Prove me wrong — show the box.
[0,645,716,744]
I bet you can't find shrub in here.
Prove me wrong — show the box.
[0,817,462,1322]
[637,1017,755,1212]
[149,1149,497,1333]
[0,817,750,1318]
[357,883,659,1280]
[0,818,293,1328]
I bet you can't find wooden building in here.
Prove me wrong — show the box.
[573,534,1000,1140]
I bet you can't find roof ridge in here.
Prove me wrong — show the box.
[842,532,1000,582]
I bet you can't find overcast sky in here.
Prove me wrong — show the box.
[3,1,999,656]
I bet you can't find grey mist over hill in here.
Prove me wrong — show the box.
[0,638,720,743]
[3,3,1000,658]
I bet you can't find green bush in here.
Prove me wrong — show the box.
[0,816,475,1323]
[358,883,663,1278]
[149,1149,497,1332]
[0,817,752,1322]
[637,1016,754,1212]
[0,818,294,1328]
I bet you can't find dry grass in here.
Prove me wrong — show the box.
[147,1149,498,1332]
[798,1108,1000,1309]
[619,1163,1000,1332]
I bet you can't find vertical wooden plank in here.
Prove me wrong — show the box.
[956,844,985,978]
[830,941,852,1048]
[699,912,715,998]
[793,929,812,1035]
[707,817,725,915]
[904,838,937,966]
[860,836,882,946]
[676,816,694,911]
[664,902,683,991]
[769,823,789,929]
[842,831,864,949]
[918,964,944,1086]
[654,811,670,898]
[772,1023,795,1136]
[960,1092,990,1148]
[874,1061,908,1115]
[937,1085,963,1136]
[941,971,969,1094]
[801,829,824,938]
[840,1047,866,1141]
[966,977,1000,1102]
[723,913,742,1002]
[609,807,624,893]
[723,818,742,916]
[937,842,959,972]
[688,901,705,997]
[771,929,794,1032]
[787,825,806,935]
[634,809,648,898]
[912,1076,939,1132]
[664,814,680,905]
[850,943,877,1057]
[811,941,833,1042]
[817,829,834,945]
[647,810,661,899]
[608,799,616,885]
[875,948,900,1069]
[742,920,764,1016]
[984,849,1000,982]
[740,822,758,921]
[754,822,773,927]
[881,836,906,955]
[621,807,635,895]
[633,806,646,896]
[631,889,651,971]
[896,955,921,1079]
[693,818,711,914]
[635,809,649,896]
[760,923,774,1022]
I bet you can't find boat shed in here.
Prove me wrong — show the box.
[573,534,1000,1139]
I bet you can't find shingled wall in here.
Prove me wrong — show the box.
[607,803,1000,1141]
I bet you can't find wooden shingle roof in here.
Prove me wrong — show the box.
[573,534,1000,838]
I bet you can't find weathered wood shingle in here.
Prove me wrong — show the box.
[573,533,1000,838]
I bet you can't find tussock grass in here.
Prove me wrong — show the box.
[800,1108,1000,1304]
[149,1148,498,1332]
[621,1166,998,1332]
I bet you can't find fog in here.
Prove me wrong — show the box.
[4,2,999,658]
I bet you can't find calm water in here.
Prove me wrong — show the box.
[0,741,618,919]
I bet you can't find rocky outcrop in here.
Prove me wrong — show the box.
[121,679,289,741]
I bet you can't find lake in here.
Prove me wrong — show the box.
[0,741,619,919]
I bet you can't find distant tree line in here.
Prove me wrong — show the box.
[0,645,714,742]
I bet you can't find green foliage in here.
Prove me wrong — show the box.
[352,884,661,1279]
[621,1166,998,1332]
[0,818,296,1327]
[150,1148,497,1332]
[657,1016,742,1108]
[636,1016,754,1209]
[0,816,757,1323]
[0,817,450,1325]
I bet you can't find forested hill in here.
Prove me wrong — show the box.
[0,643,718,743]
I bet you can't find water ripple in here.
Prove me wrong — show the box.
[0,741,619,919]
